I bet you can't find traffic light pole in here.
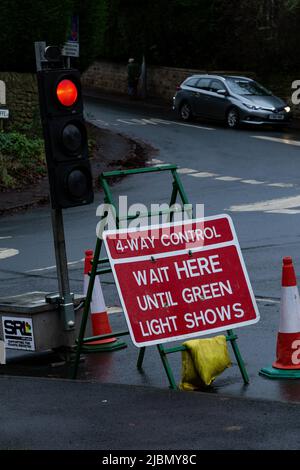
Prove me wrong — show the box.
[51,209,75,330]
[35,41,76,331]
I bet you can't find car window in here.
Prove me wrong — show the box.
[226,78,272,96]
[196,78,211,91]
[185,78,199,87]
[210,80,226,93]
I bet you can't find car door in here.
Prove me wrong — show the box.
[179,77,202,115]
[205,79,229,119]
[192,78,212,116]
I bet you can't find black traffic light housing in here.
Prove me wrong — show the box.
[37,67,94,209]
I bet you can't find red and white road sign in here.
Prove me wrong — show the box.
[103,215,260,347]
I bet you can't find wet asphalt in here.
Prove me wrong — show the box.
[1,375,300,450]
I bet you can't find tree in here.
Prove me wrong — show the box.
[99,0,213,68]
[75,0,108,71]
[210,0,299,74]
[0,0,108,72]
[0,0,73,72]
[286,0,300,8]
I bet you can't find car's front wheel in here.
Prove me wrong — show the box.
[179,102,193,121]
[226,107,240,129]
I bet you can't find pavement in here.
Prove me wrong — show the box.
[2,88,300,451]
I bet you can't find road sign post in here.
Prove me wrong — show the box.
[34,41,46,72]
[62,15,79,60]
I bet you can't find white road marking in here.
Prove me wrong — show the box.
[150,118,172,125]
[117,118,136,125]
[0,236,12,240]
[229,194,300,213]
[266,209,300,214]
[140,118,159,125]
[215,176,241,182]
[241,179,266,185]
[190,172,219,178]
[26,264,55,273]
[177,168,197,174]
[26,258,84,273]
[188,171,294,189]
[253,135,300,147]
[107,306,123,314]
[256,297,280,304]
[0,248,19,260]
[130,118,149,125]
[172,121,215,131]
[115,117,214,130]
[153,163,171,167]
[149,159,294,191]
[267,182,294,188]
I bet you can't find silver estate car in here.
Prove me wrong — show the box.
[173,74,292,128]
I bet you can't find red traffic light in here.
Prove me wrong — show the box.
[56,79,78,107]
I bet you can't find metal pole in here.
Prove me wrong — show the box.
[34,41,46,72]
[51,209,75,330]
[140,55,147,99]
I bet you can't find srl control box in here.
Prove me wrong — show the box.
[0,291,91,352]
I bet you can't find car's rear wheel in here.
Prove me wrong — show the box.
[179,102,193,121]
[226,107,240,129]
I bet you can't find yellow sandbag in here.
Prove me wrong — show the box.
[180,335,231,390]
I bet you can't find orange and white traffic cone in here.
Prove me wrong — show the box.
[83,249,126,352]
[260,257,300,379]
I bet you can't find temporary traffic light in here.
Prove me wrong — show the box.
[37,67,94,209]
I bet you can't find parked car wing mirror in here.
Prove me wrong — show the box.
[216,89,227,96]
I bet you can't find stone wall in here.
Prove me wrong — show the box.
[82,61,129,96]
[0,72,39,129]
[82,60,256,102]
[82,61,210,101]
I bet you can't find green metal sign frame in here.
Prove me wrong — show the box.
[72,165,249,389]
